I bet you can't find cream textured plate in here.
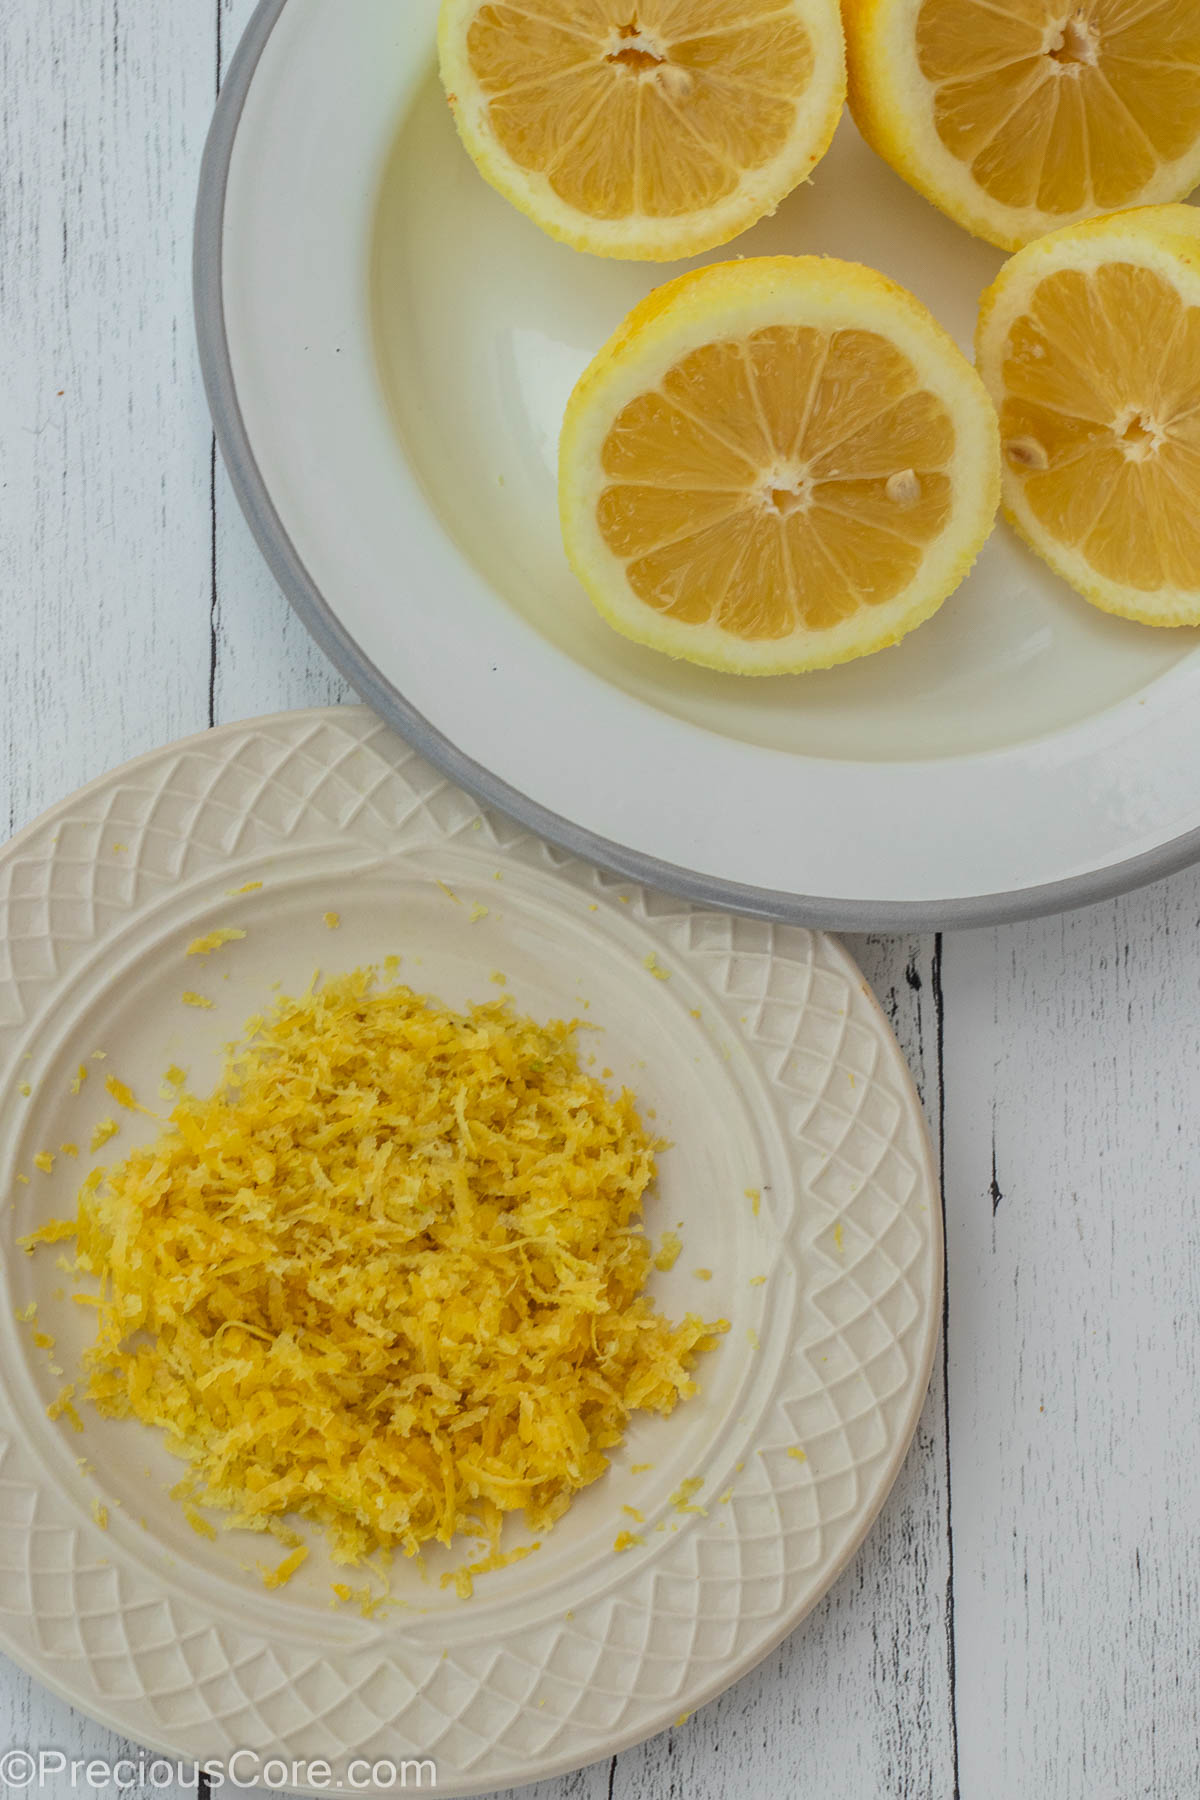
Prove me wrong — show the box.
[195,0,1200,928]
[0,709,939,1795]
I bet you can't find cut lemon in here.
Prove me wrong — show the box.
[438,0,846,261]
[844,0,1200,251]
[559,257,1001,673]
[977,205,1200,627]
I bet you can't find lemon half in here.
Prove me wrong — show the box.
[977,205,1200,626]
[559,257,1001,673]
[438,0,846,260]
[845,0,1200,251]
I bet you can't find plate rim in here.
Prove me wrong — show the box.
[0,702,943,1794]
[193,0,1200,930]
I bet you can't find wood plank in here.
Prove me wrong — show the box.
[0,0,215,1783]
[0,0,216,834]
[0,1680,193,1800]
[611,933,955,1800]
[943,880,1200,1800]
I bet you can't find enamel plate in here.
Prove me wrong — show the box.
[0,709,939,1795]
[197,1,1200,927]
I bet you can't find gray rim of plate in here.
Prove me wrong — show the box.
[193,0,1200,932]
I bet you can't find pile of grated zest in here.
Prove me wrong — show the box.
[36,970,725,1575]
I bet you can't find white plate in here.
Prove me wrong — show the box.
[197,0,1200,925]
[0,708,939,1795]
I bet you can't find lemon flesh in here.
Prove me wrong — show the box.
[438,0,846,260]
[560,257,1001,673]
[845,0,1200,251]
[977,206,1200,626]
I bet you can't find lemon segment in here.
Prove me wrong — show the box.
[977,205,1200,626]
[438,0,846,260]
[559,257,1001,673]
[844,0,1200,251]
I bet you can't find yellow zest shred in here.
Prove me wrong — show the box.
[744,1187,761,1217]
[227,882,263,896]
[630,1461,653,1473]
[490,972,507,986]
[833,1221,845,1252]
[654,1232,682,1272]
[693,1268,712,1281]
[324,913,341,931]
[267,1520,304,1550]
[184,1503,217,1541]
[613,1530,644,1552]
[330,1581,390,1618]
[787,1446,806,1463]
[186,928,246,958]
[91,1498,108,1530]
[47,1384,83,1432]
[33,1152,55,1175]
[90,1119,119,1152]
[670,1477,706,1515]
[440,1540,540,1599]
[41,969,724,1581]
[60,1143,79,1160]
[262,1544,309,1589]
[15,1173,29,1186]
[642,953,670,981]
[469,904,488,923]
[104,1076,142,1112]
[621,1504,643,1522]
[164,1066,187,1090]
[18,1082,31,1097]
[182,992,213,1010]
[70,1064,89,1094]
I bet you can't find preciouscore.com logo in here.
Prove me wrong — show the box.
[0,1749,437,1790]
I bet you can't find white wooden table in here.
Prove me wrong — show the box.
[2,4,1198,1797]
